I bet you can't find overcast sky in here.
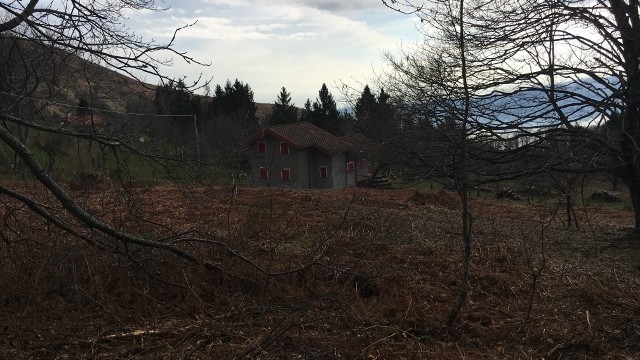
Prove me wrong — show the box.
[126,0,420,106]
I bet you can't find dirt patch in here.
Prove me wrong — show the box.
[0,182,639,358]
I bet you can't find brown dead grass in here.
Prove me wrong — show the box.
[0,183,639,359]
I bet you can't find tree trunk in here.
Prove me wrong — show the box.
[624,177,640,236]
[447,0,472,326]
[565,193,572,228]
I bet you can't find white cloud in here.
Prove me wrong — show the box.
[124,0,417,104]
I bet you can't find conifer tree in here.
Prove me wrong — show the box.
[208,79,259,148]
[355,85,377,129]
[210,79,257,125]
[301,98,313,123]
[268,87,298,126]
[307,83,340,135]
[355,85,398,139]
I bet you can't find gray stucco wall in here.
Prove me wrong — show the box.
[248,134,358,189]
[248,135,311,189]
[331,153,348,189]
[307,148,333,189]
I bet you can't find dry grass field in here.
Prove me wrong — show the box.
[1,182,639,358]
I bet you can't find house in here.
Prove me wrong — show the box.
[242,122,377,189]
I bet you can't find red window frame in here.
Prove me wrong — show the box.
[346,161,355,172]
[259,167,268,179]
[280,142,290,154]
[281,168,291,181]
[257,141,266,153]
[358,159,366,169]
[319,166,328,178]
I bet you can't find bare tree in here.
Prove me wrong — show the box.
[380,0,477,325]
[386,0,640,236]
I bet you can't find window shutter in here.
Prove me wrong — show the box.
[347,162,355,172]
[281,168,291,181]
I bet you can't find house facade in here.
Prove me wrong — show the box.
[243,122,376,189]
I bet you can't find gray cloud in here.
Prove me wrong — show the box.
[297,0,381,12]
[197,0,383,14]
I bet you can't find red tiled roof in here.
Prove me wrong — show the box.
[244,122,353,155]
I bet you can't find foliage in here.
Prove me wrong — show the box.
[154,78,200,117]
[355,85,398,139]
[153,78,202,152]
[268,86,298,126]
[210,79,257,122]
[202,79,259,156]
[303,83,341,135]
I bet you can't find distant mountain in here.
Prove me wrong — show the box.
[474,76,619,127]
[0,36,291,122]
[0,36,156,118]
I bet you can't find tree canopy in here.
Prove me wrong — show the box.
[210,79,257,124]
[303,83,341,135]
[354,85,397,140]
[268,87,299,126]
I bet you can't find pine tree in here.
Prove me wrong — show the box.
[377,88,398,134]
[208,79,259,148]
[355,85,377,129]
[268,87,298,126]
[154,78,195,116]
[355,85,398,139]
[210,79,257,124]
[301,98,313,123]
[306,83,340,135]
[153,78,199,150]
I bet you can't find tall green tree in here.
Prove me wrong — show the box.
[355,85,398,139]
[154,78,198,116]
[301,98,313,122]
[268,87,298,126]
[305,83,340,135]
[210,79,257,125]
[355,85,377,126]
[153,78,201,150]
[209,79,259,149]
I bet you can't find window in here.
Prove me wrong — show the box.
[280,142,289,154]
[259,167,268,179]
[319,166,328,178]
[281,168,291,181]
[358,159,366,169]
[257,141,266,153]
[346,162,355,172]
